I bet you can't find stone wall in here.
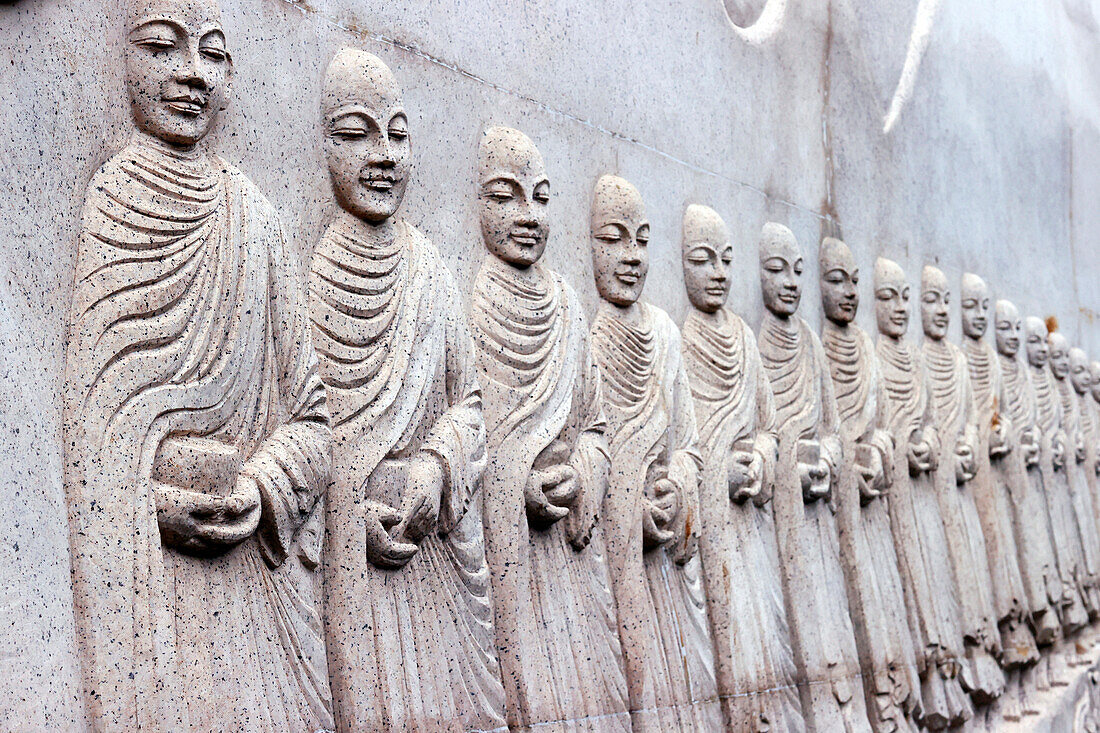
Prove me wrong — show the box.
[3,0,1100,727]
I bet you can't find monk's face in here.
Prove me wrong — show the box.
[1048,333,1070,379]
[820,241,859,325]
[125,0,232,147]
[477,128,550,267]
[1091,362,1100,402]
[591,176,649,307]
[759,229,803,318]
[874,264,910,338]
[322,53,410,224]
[960,276,991,339]
[994,302,1021,357]
[681,206,732,314]
[920,268,950,340]
[1025,319,1049,368]
[1070,349,1091,394]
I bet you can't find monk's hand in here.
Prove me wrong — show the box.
[728,450,762,504]
[1076,432,1087,463]
[989,422,1010,458]
[155,477,260,556]
[1021,429,1040,467]
[855,445,884,504]
[398,455,444,544]
[1053,433,1067,468]
[541,464,580,509]
[525,466,571,528]
[364,500,418,569]
[908,439,932,475]
[954,444,975,483]
[642,497,675,551]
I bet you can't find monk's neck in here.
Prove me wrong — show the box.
[688,306,723,326]
[490,254,544,286]
[339,210,400,249]
[599,298,645,329]
[132,129,205,163]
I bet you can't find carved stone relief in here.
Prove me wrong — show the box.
[680,204,803,732]
[63,1,333,729]
[819,238,920,732]
[469,126,630,731]
[1025,316,1093,646]
[873,258,973,730]
[587,175,720,731]
[959,275,1040,723]
[755,223,869,731]
[308,49,506,732]
[919,266,1005,705]
[995,300,1070,709]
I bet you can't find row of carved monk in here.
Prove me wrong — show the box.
[60,1,1100,731]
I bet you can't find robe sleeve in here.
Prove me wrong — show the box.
[920,364,943,464]
[960,353,981,465]
[667,338,704,564]
[813,334,843,500]
[566,345,611,550]
[242,222,332,570]
[750,339,779,506]
[419,275,488,535]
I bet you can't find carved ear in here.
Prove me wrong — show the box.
[220,53,234,112]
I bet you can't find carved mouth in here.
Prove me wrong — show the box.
[971,318,986,330]
[616,271,641,285]
[360,175,398,191]
[705,285,727,296]
[509,232,540,247]
[164,97,206,116]
[839,302,856,312]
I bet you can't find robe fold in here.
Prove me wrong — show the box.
[683,308,804,733]
[1029,361,1091,633]
[757,312,870,733]
[471,257,630,732]
[876,336,972,730]
[961,337,1039,669]
[921,338,1004,703]
[311,212,507,732]
[823,320,920,732]
[1080,390,1100,556]
[591,302,720,732]
[1054,375,1100,613]
[64,135,333,732]
[997,350,1063,644]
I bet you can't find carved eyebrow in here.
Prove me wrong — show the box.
[481,175,518,188]
[129,18,182,37]
[329,107,380,126]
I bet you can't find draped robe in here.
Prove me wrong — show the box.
[997,350,1063,645]
[757,312,870,733]
[823,320,920,732]
[961,337,1039,669]
[591,302,720,732]
[682,307,804,733]
[471,258,630,732]
[1080,389,1100,552]
[921,338,1004,703]
[1054,374,1100,612]
[1029,361,1090,633]
[876,336,972,729]
[64,135,333,732]
[310,213,507,732]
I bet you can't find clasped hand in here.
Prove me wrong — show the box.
[156,474,262,556]
[728,449,763,504]
[525,464,579,529]
[642,478,679,550]
[798,458,830,503]
[363,456,444,570]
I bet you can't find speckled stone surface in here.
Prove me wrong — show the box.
[5,0,1100,729]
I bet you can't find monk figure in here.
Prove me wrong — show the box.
[1071,348,1100,628]
[958,276,1039,706]
[1025,317,1091,647]
[819,239,920,732]
[755,223,870,732]
[1050,333,1100,622]
[680,205,804,732]
[470,127,630,732]
[918,266,1004,705]
[64,1,333,729]
[310,50,506,732]
[996,301,1066,704]
[588,175,720,731]
[874,258,972,730]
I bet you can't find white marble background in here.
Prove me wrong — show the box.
[2,0,1100,727]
